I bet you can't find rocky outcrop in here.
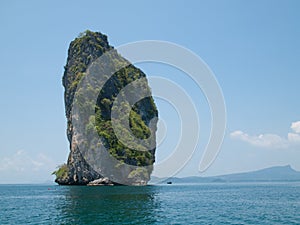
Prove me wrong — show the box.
[54,30,158,185]
[87,178,114,186]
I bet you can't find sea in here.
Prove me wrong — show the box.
[1,182,300,224]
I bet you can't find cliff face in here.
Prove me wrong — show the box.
[54,31,158,185]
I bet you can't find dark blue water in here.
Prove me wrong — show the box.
[1,183,300,224]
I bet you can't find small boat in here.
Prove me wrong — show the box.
[167,181,172,185]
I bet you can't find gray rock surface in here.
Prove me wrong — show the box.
[54,30,158,185]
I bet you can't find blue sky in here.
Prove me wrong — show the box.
[0,0,300,183]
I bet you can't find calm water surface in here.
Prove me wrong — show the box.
[1,183,300,224]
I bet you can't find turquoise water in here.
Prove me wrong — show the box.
[1,183,300,224]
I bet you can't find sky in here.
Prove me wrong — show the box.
[0,0,300,183]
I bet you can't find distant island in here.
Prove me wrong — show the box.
[151,165,300,184]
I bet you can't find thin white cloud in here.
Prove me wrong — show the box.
[230,120,300,149]
[291,121,300,133]
[288,132,300,143]
[0,150,56,171]
[230,131,289,149]
[0,150,57,183]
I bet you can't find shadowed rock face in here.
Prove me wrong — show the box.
[54,30,158,185]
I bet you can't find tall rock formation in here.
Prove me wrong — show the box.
[53,30,158,185]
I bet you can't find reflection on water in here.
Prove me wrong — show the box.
[58,185,161,224]
[1,183,300,224]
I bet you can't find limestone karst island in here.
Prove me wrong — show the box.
[52,31,158,186]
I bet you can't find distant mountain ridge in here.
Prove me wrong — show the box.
[150,165,300,184]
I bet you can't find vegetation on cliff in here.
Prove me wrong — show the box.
[53,30,158,185]
[52,164,68,181]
